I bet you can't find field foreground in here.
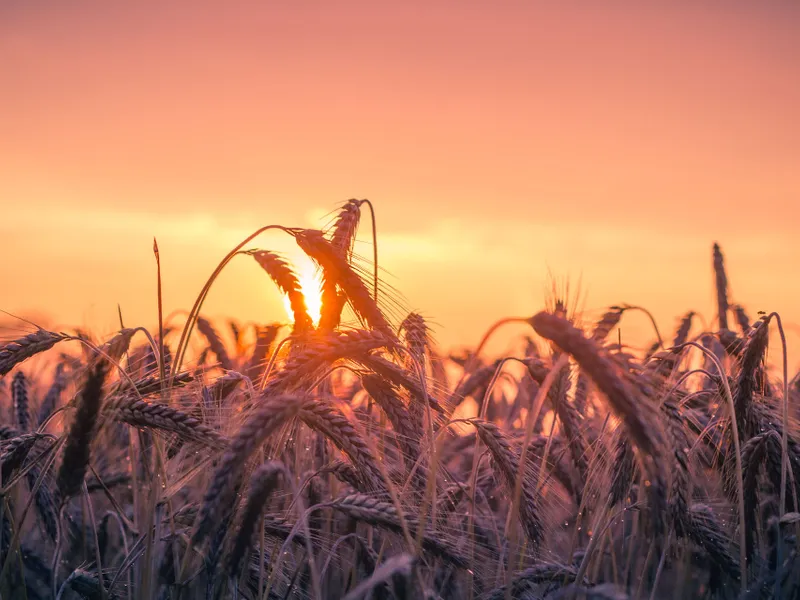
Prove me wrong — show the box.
[1,200,798,599]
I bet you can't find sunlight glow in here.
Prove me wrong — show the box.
[283,267,324,327]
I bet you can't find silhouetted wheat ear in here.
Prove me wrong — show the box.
[718,327,745,360]
[399,312,432,367]
[127,370,192,396]
[643,312,693,375]
[361,375,421,475]
[0,329,69,376]
[471,419,543,545]
[686,503,741,582]
[97,327,136,362]
[342,553,416,600]
[733,315,771,440]
[264,329,398,395]
[317,201,364,334]
[27,463,59,540]
[328,198,362,260]
[327,494,468,568]
[482,562,585,600]
[59,569,105,599]
[38,363,66,427]
[0,426,19,441]
[11,371,30,432]
[572,372,591,415]
[741,429,782,561]
[354,353,444,414]
[295,229,394,337]
[663,399,691,534]
[124,344,148,378]
[524,435,582,502]
[226,461,285,578]
[193,393,305,545]
[530,312,667,461]
[1,433,51,481]
[549,363,589,484]
[592,306,626,341]
[56,360,108,504]
[609,437,636,507]
[245,324,279,381]
[196,316,233,370]
[318,263,346,334]
[732,304,751,334]
[673,311,695,347]
[457,358,502,400]
[713,242,730,331]
[228,319,242,349]
[436,483,467,519]
[104,395,228,449]
[321,459,366,491]
[318,288,347,332]
[249,250,313,332]
[206,370,246,404]
[300,397,386,492]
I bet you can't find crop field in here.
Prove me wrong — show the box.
[0,200,798,599]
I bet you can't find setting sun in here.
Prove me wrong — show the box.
[283,267,324,327]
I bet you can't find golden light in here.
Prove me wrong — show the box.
[283,266,324,327]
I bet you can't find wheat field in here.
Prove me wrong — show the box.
[0,199,797,599]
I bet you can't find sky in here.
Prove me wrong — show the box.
[1,1,799,365]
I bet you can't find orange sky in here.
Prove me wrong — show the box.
[1,2,799,365]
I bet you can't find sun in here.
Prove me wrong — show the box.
[283,266,324,327]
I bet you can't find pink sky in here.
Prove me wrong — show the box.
[1,2,799,364]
